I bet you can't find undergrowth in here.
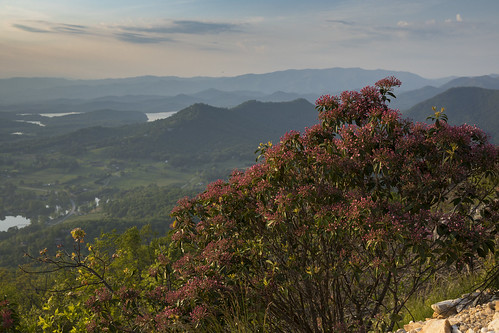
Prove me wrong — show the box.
[397,255,498,329]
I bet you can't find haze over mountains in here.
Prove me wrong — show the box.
[1,67,498,145]
[391,75,499,111]
[0,67,452,104]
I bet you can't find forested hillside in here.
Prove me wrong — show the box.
[405,87,499,143]
[2,98,317,165]
[392,75,499,111]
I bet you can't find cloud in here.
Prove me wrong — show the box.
[10,19,239,45]
[121,20,239,35]
[327,19,355,26]
[111,19,241,44]
[54,23,88,34]
[114,32,175,44]
[380,16,475,41]
[13,24,51,33]
[172,20,238,34]
[317,14,480,53]
[12,21,89,35]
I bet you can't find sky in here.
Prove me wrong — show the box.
[1,0,498,79]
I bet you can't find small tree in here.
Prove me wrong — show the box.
[22,227,162,332]
[170,77,498,332]
[22,228,114,293]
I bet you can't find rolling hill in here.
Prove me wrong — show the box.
[392,75,499,111]
[404,87,499,143]
[3,99,318,166]
[0,109,147,142]
[100,98,319,164]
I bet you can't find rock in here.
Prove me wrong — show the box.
[405,321,425,331]
[456,298,474,313]
[449,316,462,326]
[432,300,460,317]
[433,312,447,319]
[390,290,498,333]
[488,313,499,331]
[420,319,452,333]
[486,302,494,311]
[458,324,468,332]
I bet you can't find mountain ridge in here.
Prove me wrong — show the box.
[393,75,499,111]
[0,67,453,104]
[3,99,318,167]
[404,86,499,143]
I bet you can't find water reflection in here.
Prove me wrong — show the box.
[145,111,177,122]
[0,215,30,231]
[40,112,82,117]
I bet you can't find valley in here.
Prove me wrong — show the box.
[1,68,498,268]
[0,68,497,331]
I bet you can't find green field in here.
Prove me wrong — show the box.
[0,143,253,269]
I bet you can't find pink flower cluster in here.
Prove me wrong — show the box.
[0,300,14,330]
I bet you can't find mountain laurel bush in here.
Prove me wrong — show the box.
[169,76,498,332]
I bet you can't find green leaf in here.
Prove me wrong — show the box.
[485,240,495,253]
[477,246,487,258]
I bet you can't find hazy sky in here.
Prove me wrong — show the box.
[1,0,498,79]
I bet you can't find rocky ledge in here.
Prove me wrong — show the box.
[393,290,499,333]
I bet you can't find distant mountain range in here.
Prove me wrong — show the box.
[0,67,452,104]
[1,67,498,149]
[0,89,315,114]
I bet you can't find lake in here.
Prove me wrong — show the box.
[0,215,30,232]
[146,111,177,122]
[40,112,82,117]
[15,120,45,127]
